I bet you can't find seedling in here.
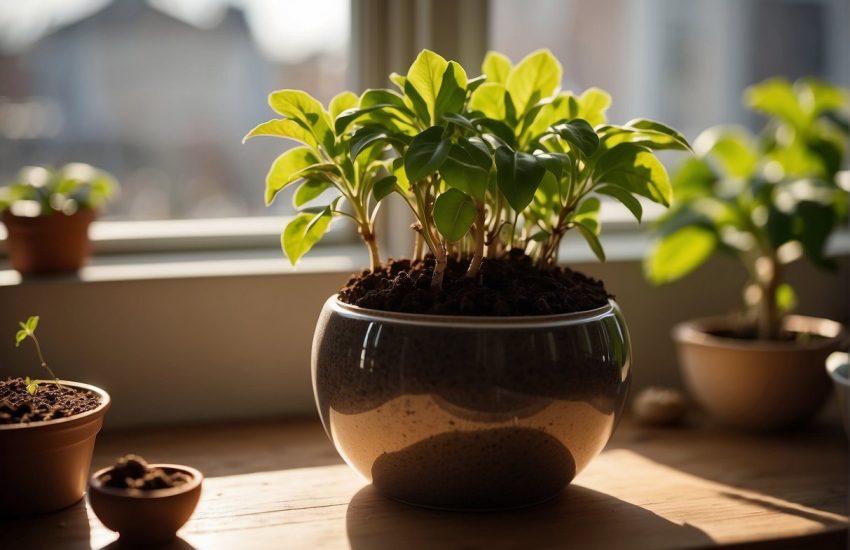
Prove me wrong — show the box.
[248,49,689,288]
[645,78,849,340]
[15,316,58,395]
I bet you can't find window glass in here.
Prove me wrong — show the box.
[0,0,350,220]
[489,0,848,140]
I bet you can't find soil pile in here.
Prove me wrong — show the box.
[339,250,610,316]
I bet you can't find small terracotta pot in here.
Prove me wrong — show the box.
[1,209,96,274]
[673,315,848,431]
[313,296,632,510]
[88,464,203,545]
[0,381,111,516]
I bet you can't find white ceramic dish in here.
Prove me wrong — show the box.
[826,352,849,437]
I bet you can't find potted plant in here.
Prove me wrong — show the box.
[645,77,850,430]
[0,162,117,275]
[246,49,689,509]
[0,316,111,516]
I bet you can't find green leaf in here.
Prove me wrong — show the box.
[626,119,691,151]
[695,127,759,180]
[469,83,507,120]
[475,118,517,148]
[441,112,477,132]
[534,152,571,180]
[553,119,599,157]
[433,188,477,242]
[406,50,449,125]
[594,144,672,206]
[574,197,601,234]
[372,176,399,202]
[265,147,322,205]
[574,88,611,126]
[404,126,451,182]
[282,209,333,266]
[329,91,359,120]
[795,200,837,269]
[595,185,643,222]
[293,180,333,208]
[574,221,606,262]
[505,49,561,116]
[672,158,717,202]
[645,226,717,284]
[335,105,395,135]
[25,377,39,396]
[776,283,797,314]
[25,316,38,333]
[441,144,489,201]
[434,61,468,121]
[15,329,26,347]
[268,90,335,153]
[242,119,319,149]
[348,126,394,160]
[744,78,806,128]
[495,147,546,212]
[482,51,512,84]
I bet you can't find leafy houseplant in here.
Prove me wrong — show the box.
[646,78,850,430]
[247,49,688,508]
[0,163,117,274]
[1,315,111,515]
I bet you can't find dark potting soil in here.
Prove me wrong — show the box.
[708,328,827,343]
[0,378,100,424]
[100,454,191,490]
[338,250,611,316]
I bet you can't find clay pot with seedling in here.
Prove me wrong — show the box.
[0,316,111,516]
[0,163,117,275]
[645,78,850,430]
[246,49,689,509]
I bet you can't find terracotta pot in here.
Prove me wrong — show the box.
[312,296,631,510]
[673,315,848,431]
[0,381,111,516]
[1,209,96,274]
[88,464,203,545]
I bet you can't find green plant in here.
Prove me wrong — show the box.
[14,316,57,395]
[0,163,117,217]
[645,77,850,340]
[247,49,689,288]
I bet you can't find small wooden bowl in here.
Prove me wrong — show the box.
[88,464,203,545]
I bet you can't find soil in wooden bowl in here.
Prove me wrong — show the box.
[0,377,101,424]
[339,250,611,316]
[100,454,191,490]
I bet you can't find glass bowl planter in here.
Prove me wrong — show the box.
[312,296,631,510]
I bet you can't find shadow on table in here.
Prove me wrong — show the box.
[99,536,195,550]
[610,419,848,520]
[345,484,713,550]
[1,500,92,550]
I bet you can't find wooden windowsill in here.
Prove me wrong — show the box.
[3,417,847,549]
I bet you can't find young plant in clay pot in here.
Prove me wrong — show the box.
[0,316,111,516]
[0,163,117,275]
[645,77,850,431]
[246,49,689,509]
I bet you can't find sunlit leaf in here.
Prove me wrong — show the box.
[645,226,717,284]
[433,188,476,242]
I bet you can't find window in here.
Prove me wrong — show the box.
[0,0,349,222]
[489,0,849,138]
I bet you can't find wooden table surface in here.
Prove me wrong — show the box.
[2,416,847,549]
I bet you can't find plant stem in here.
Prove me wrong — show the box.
[431,240,448,289]
[30,335,58,381]
[755,254,781,340]
[466,202,486,278]
[413,229,424,261]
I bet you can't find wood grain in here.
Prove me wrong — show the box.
[2,417,846,549]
